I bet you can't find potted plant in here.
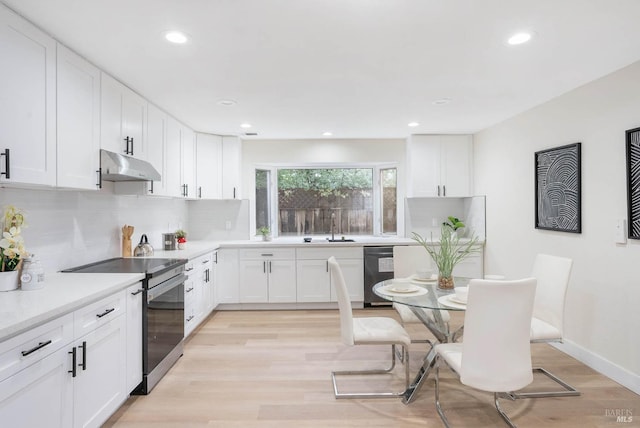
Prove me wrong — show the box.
[412,224,480,290]
[258,227,271,241]
[175,229,187,250]
[442,216,465,236]
[0,205,28,291]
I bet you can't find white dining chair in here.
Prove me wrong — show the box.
[513,253,580,398]
[434,277,537,427]
[328,256,412,399]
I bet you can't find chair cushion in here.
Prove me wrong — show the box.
[530,316,562,341]
[353,317,411,347]
[394,302,451,324]
[435,343,463,372]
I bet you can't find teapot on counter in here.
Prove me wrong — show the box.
[133,234,154,257]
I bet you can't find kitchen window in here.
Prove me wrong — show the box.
[254,165,398,237]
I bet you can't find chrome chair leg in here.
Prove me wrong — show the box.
[510,367,580,398]
[332,344,410,399]
[434,356,452,428]
[494,393,518,428]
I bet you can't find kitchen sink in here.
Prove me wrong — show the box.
[326,238,356,242]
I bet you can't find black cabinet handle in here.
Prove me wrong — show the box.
[96,308,115,318]
[214,253,218,264]
[198,186,202,198]
[185,184,189,197]
[96,168,102,189]
[233,187,236,199]
[1,149,9,179]
[269,261,272,273]
[437,185,441,196]
[186,286,194,292]
[149,181,154,194]
[21,340,52,357]
[78,341,87,371]
[131,288,144,296]
[130,137,134,156]
[68,347,77,377]
[186,315,194,322]
[263,261,266,273]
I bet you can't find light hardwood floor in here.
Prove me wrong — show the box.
[105,309,639,427]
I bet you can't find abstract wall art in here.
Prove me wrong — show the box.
[626,127,640,239]
[535,142,582,233]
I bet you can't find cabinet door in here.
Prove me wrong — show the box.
[184,276,197,337]
[0,346,73,428]
[73,315,126,428]
[181,126,196,198]
[216,249,239,304]
[146,104,167,196]
[200,255,215,314]
[0,6,56,186]
[330,258,364,302]
[210,251,219,309]
[222,136,241,199]
[238,260,268,303]
[440,135,472,197]
[196,133,222,199]
[121,88,147,160]
[164,116,183,197]
[56,44,100,190]
[268,260,296,303]
[125,283,143,394]
[296,259,330,302]
[407,136,441,197]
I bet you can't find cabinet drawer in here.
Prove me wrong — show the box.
[296,247,362,260]
[0,312,74,382]
[239,247,295,260]
[73,290,125,338]
[192,252,212,265]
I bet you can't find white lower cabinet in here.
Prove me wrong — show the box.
[296,247,364,303]
[0,286,135,428]
[239,248,296,303]
[125,283,143,393]
[185,252,216,337]
[217,249,239,304]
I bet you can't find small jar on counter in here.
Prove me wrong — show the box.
[20,255,45,291]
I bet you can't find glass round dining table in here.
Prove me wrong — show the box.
[372,277,470,404]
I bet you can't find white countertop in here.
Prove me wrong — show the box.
[0,272,144,340]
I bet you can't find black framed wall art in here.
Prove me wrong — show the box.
[534,142,582,233]
[626,127,640,239]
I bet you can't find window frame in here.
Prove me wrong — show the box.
[252,162,401,238]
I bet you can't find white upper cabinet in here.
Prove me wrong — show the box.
[195,133,222,199]
[164,117,183,197]
[222,136,242,199]
[406,134,473,197]
[100,72,148,160]
[56,44,100,190]
[181,126,196,198]
[0,5,56,186]
[145,104,168,196]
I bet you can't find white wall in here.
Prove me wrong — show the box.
[474,60,640,392]
[0,186,188,273]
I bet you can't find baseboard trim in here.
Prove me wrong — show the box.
[552,340,640,395]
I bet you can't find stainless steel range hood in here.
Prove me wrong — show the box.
[100,149,161,182]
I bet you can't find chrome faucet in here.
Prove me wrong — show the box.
[331,212,336,241]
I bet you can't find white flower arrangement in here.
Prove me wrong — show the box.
[0,205,28,272]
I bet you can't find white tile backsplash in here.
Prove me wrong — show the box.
[0,187,188,273]
[187,199,250,241]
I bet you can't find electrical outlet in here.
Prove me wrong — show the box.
[225,220,232,231]
[614,219,627,244]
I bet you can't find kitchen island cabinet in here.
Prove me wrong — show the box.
[296,247,363,303]
[0,4,56,187]
[239,248,296,303]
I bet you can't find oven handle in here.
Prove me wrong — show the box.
[147,273,186,302]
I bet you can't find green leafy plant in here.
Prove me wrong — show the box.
[175,229,187,243]
[442,216,465,231]
[412,226,480,280]
[258,227,270,236]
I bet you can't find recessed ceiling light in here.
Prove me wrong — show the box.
[240,123,252,129]
[507,32,532,45]
[407,122,420,127]
[217,99,237,106]
[432,98,452,106]
[164,30,189,44]
[322,131,333,136]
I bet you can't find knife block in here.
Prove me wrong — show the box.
[122,237,132,258]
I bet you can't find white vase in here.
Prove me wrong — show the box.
[178,242,186,250]
[0,270,19,292]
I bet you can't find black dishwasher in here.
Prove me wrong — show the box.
[363,246,397,306]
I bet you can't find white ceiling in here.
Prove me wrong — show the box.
[4,0,640,140]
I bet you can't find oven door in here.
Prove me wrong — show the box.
[145,273,185,375]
